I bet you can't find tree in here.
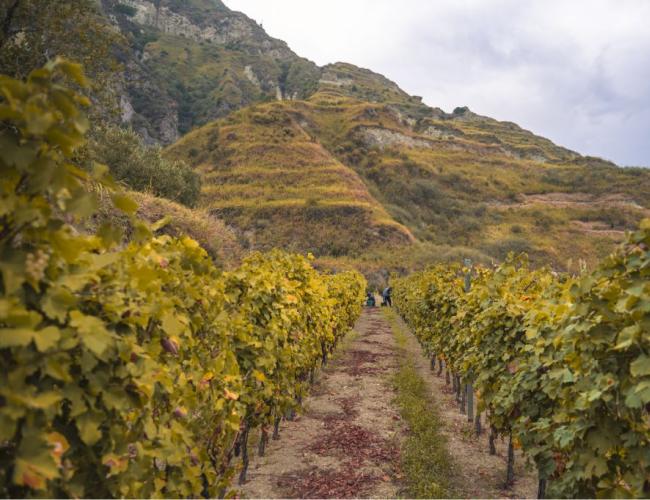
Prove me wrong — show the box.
[0,0,124,118]
[82,126,201,207]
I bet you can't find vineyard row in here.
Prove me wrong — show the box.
[0,61,366,497]
[393,226,650,498]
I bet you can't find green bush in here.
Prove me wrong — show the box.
[83,126,201,207]
[394,232,650,497]
[114,3,137,16]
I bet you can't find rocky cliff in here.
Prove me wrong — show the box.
[101,0,321,142]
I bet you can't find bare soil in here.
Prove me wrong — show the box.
[570,219,625,237]
[239,307,402,499]
[490,192,649,214]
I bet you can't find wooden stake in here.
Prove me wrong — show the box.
[238,426,250,484]
[505,433,515,487]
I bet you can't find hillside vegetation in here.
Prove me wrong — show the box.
[4,0,648,276]
[104,0,321,142]
[165,102,414,257]
[164,64,650,275]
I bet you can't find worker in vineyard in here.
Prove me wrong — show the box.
[382,286,392,307]
[366,291,376,307]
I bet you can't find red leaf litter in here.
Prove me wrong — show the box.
[308,421,398,464]
[276,462,381,499]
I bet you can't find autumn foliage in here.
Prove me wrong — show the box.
[0,61,365,497]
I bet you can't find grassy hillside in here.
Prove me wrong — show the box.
[88,190,244,268]
[165,70,650,276]
[165,102,414,256]
[89,0,649,278]
[309,90,650,269]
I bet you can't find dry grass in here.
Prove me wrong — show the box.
[165,102,415,255]
[163,73,650,272]
[88,190,243,268]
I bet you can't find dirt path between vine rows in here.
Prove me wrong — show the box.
[392,313,538,499]
[239,308,537,499]
[240,307,402,498]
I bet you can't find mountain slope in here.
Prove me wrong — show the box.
[166,78,650,273]
[99,0,649,274]
[165,102,414,256]
[103,0,321,142]
[305,81,650,268]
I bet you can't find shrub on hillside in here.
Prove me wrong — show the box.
[83,126,201,207]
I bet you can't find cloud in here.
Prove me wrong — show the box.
[225,0,650,166]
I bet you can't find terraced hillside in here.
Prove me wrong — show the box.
[165,103,414,256]
[165,64,650,276]
[76,0,649,276]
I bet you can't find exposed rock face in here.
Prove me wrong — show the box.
[421,125,462,139]
[102,0,321,143]
[387,106,416,128]
[123,0,294,58]
[243,65,261,87]
[119,94,135,123]
[158,111,180,144]
[126,1,211,41]
[421,126,448,139]
[358,127,434,150]
[319,74,355,87]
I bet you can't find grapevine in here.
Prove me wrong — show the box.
[394,237,650,497]
[0,61,366,497]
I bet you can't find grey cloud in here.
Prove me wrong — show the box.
[226,0,650,166]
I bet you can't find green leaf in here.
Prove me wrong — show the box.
[630,354,650,377]
[584,454,608,478]
[56,59,89,87]
[633,380,650,404]
[42,286,76,322]
[614,324,640,350]
[112,192,138,215]
[13,432,60,490]
[0,413,17,441]
[152,215,172,232]
[77,412,102,446]
[33,326,60,352]
[27,392,62,409]
[0,259,26,295]
[70,311,115,358]
[161,312,186,337]
[0,328,34,348]
[625,389,643,409]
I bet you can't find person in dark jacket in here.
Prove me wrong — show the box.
[366,292,376,307]
[382,286,392,307]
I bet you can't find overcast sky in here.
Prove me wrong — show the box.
[225,0,650,166]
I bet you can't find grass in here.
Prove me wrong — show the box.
[385,309,456,499]
[164,103,415,255]
[88,190,243,268]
